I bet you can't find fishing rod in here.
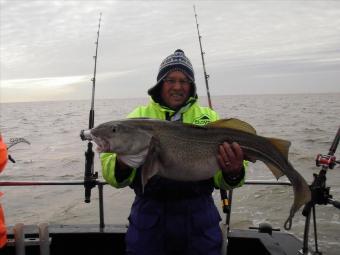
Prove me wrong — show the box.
[193,5,212,109]
[82,13,102,204]
[193,5,232,228]
[301,127,340,254]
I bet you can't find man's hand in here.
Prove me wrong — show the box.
[217,142,244,177]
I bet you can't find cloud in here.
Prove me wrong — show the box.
[1,75,88,89]
[1,0,340,102]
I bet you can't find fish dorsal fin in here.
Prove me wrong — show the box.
[264,162,285,180]
[267,137,291,160]
[207,118,257,134]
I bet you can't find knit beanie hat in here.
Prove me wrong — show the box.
[148,49,197,101]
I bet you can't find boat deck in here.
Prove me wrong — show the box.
[2,223,303,255]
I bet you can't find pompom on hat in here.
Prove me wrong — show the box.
[148,49,196,101]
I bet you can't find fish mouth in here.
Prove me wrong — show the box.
[92,137,110,153]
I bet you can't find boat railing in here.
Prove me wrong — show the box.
[0,179,292,229]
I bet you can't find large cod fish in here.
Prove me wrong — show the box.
[82,118,311,229]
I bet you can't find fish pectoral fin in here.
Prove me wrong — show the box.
[207,118,257,134]
[267,137,291,159]
[264,162,284,180]
[141,136,161,191]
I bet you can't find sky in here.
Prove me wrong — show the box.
[1,0,340,103]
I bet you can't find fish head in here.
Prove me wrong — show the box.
[89,120,153,155]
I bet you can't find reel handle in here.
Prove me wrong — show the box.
[328,199,340,209]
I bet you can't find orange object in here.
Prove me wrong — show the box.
[0,135,7,172]
[0,134,7,248]
[0,206,6,248]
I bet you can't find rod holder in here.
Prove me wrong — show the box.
[38,223,50,255]
[13,223,25,255]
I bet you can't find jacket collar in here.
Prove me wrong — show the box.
[150,96,197,114]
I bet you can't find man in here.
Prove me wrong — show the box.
[101,49,246,255]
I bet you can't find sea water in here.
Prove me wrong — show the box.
[1,93,339,254]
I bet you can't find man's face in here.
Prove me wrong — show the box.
[160,71,191,110]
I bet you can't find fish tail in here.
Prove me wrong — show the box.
[283,210,294,230]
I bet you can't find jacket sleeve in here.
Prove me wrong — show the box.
[100,153,136,188]
[100,108,142,188]
[214,161,247,190]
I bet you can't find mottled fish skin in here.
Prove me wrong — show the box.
[88,118,311,229]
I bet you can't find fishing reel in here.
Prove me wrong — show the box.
[315,154,338,169]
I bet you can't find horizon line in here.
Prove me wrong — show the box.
[1,91,339,104]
